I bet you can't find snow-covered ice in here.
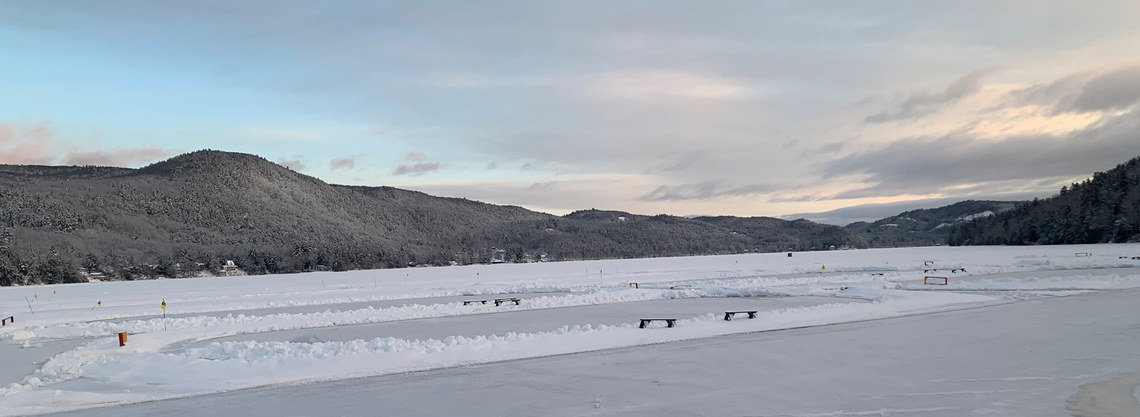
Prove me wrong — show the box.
[2,244,1140,416]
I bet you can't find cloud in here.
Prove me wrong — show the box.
[330,157,356,171]
[639,181,776,202]
[63,147,173,167]
[584,70,750,101]
[528,181,558,191]
[276,156,306,171]
[392,162,441,176]
[0,123,12,143]
[0,121,54,165]
[1007,65,1140,115]
[1007,72,1092,110]
[865,67,1000,124]
[649,151,706,173]
[824,107,1140,199]
[486,161,499,170]
[403,152,426,162]
[0,142,54,165]
[798,141,846,157]
[1061,65,1140,113]
[0,121,172,167]
[330,153,367,171]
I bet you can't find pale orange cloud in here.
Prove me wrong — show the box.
[0,120,174,167]
[0,121,55,165]
[0,123,13,143]
[63,147,173,167]
[0,141,54,165]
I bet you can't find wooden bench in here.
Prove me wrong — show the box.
[639,318,677,328]
[1,316,11,326]
[723,311,757,321]
[951,268,966,273]
[494,297,521,306]
[462,300,487,305]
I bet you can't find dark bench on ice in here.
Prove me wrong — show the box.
[494,297,521,306]
[463,300,487,305]
[723,311,758,321]
[639,318,677,328]
[924,268,966,273]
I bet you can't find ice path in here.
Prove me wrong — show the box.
[1067,372,1140,417]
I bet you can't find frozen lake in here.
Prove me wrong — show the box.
[3,244,1140,416]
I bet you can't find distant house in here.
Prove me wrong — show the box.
[489,248,506,264]
[221,260,239,276]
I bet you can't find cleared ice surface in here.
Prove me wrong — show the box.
[102,292,571,323]
[0,339,86,388]
[3,244,1140,416]
[1066,371,1140,417]
[175,296,860,348]
[38,287,1140,417]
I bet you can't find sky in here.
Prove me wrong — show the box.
[2,1,1139,222]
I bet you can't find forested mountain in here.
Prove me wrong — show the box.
[0,150,861,286]
[692,216,849,251]
[12,150,1122,286]
[844,200,1019,247]
[949,156,1140,245]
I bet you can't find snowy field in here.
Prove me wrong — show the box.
[2,244,1140,416]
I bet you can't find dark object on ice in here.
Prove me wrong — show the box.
[639,318,677,328]
[924,267,965,273]
[463,300,487,305]
[1,315,12,326]
[494,297,520,306]
[723,311,758,321]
